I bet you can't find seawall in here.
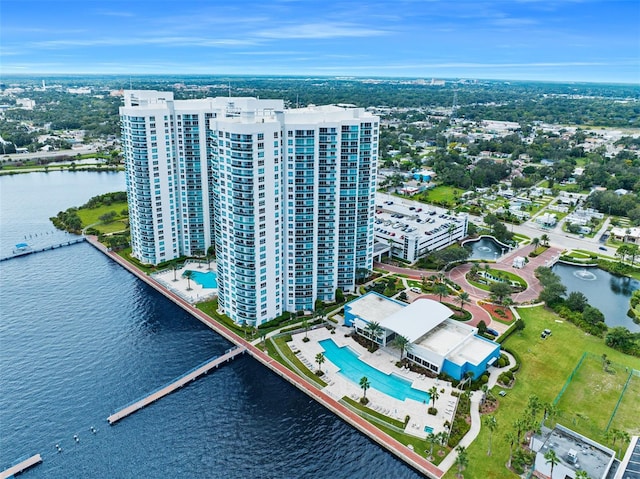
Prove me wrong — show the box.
[85,237,444,478]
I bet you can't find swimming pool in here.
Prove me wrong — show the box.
[319,339,430,403]
[184,270,218,289]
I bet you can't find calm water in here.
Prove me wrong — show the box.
[553,263,640,332]
[0,172,422,478]
[464,237,507,261]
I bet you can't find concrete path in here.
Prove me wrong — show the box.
[438,390,483,473]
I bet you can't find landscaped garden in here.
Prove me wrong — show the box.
[443,305,640,479]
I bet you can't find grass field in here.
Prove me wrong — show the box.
[555,353,631,434]
[77,201,128,233]
[608,372,640,436]
[418,185,464,207]
[443,305,640,479]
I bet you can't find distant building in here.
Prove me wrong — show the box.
[344,293,500,380]
[610,226,640,243]
[413,169,436,182]
[374,193,468,262]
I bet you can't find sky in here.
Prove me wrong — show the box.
[1,0,639,83]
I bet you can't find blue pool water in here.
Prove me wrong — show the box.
[185,270,218,288]
[424,426,433,434]
[319,339,430,403]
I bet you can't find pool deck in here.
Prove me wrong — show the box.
[289,326,458,440]
[152,261,217,304]
[87,237,444,478]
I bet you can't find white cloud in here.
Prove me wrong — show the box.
[256,22,390,39]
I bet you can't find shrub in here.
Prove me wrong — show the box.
[428,407,438,415]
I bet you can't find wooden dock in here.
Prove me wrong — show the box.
[0,454,42,479]
[0,237,86,262]
[108,347,245,424]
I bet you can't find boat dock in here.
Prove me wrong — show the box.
[0,237,86,262]
[0,454,42,479]
[108,346,245,425]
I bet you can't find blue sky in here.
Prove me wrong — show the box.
[1,0,639,83]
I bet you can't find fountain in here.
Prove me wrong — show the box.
[573,268,597,281]
[463,237,506,261]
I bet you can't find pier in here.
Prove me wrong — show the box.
[108,346,245,424]
[0,454,42,479]
[0,237,86,262]
[86,236,443,478]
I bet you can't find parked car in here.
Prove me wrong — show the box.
[599,246,607,251]
[410,287,422,294]
[541,328,552,339]
[486,328,499,337]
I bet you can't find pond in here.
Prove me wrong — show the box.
[463,236,510,261]
[552,263,640,332]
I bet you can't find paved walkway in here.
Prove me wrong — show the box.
[436,351,515,474]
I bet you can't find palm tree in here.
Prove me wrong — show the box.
[184,270,193,291]
[364,321,383,347]
[448,223,457,245]
[392,334,411,359]
[172,261,179,282]
[455,445,469,478]
[540,233,549,247]
[302,317,309,340]
[532,237,540,249]
[458,291,470,312]
[613,429,630,456]
[359,376,371,402]
[505,431,517,467]
[426,432,438,459]
[575,470,590,479]
[484,415,498,456]
[434,283,449,302]
[544,449,559,478]
[428,386,440,409]
[315,352,325,374]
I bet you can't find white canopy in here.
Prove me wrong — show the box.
[379,299,454,343]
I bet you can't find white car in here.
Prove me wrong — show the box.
[410,287,422,294]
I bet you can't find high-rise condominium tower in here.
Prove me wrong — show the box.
[120,91,378,326]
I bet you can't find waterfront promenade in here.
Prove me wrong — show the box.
[86,237,444,479]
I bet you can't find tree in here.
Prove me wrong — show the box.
[605,327,636,353]
[428,386,440,409]
[455,445,469,478]
[315,352,325,373]
[484,415,498,456]
[489,281,512,304]
[575,470,590,479]
[565,291,588,312]
[172,261,179,282]
[458,291,470,312]
[544,449,559,478]
[364,321,383,347]
[426,432,438,459]
[582,305,605,325]
[532,237,540,249]
[539,282,567,306]
[505,431,517,467]
[434,283,449,302]
[359,376,371,402]
[184,270,193,291]
[392,334,411,359]
[540,234,550,247]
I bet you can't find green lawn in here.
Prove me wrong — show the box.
[609,373,640,436]
[555,354,631,435]
[418,185,464,207]
[445,306,640,479]
[77,201,128,233]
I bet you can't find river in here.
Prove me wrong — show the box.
[0,171,422,478]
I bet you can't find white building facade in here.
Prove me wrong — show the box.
[121,91,378,326]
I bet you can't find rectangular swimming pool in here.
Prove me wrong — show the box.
[319,339,430,403]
